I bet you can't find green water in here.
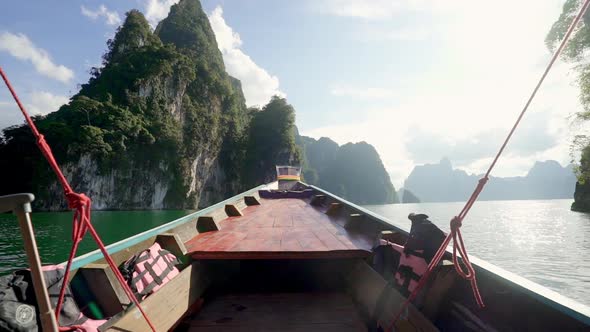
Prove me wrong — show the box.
[0,210,192,274]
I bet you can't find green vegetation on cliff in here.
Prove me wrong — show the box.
[0,0,394,210]
[244,97,301,188]
[0,0,297,210]
[547,0,590,211]
[572,146,590,211]
[297,135,397,205]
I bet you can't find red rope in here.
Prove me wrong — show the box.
[0,67,157,332]
[386,0,590,330]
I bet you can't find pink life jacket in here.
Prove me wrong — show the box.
[123,243,180,300]
[388,242,428,295]
[382,213,446,297]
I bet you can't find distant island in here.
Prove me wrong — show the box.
[397,188,420,203]
[404,158,576,203]
[296,133,397,205]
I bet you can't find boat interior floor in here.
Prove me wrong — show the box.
[174,259,368,331]
[177,292,366,332]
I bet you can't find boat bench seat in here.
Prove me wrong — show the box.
[76,233,188,319]
[101,262,210,332]
[185,198,376,260]
[346,260,440,332]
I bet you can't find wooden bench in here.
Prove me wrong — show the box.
[345,260,439,332]
[102,262,211,331]
[77,233,188,318]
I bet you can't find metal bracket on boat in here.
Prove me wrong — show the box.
[0,193,59,332]
[0,193,34,213]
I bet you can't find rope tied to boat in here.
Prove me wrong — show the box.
[0,67,157,332]
[386,0,590,330]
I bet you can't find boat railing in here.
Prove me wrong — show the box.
[308,183,590,326]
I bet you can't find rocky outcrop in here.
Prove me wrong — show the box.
[398,188,420,203]
[571,181,590,211]
[0,0,299,211]
[571,145,590,212]
[296,133,397,205]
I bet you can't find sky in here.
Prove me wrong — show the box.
[0,0,586,188]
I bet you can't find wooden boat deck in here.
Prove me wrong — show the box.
[181,292,366,331]
[185,198,375,259]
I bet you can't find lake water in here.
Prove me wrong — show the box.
[364,199,590,306]
[0,210,192,274]
[1,199,588,306]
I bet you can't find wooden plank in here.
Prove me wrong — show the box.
[421,261,457,320]
[156,232,189,268]
[184,293,366,331]
[344,213,363,230]
[345,260,438,332]
[244,195,261,206]
[310,194,326,206]
[156,233,187,256]
[89,237,156,269]
[79,263,127,316]
[197,216,219,233]
[105,262,210,332]
[185,197,375,259]
[325,203,342,216]
[379,230,406,245]
[225,204,244,217]
[185,324,362,332]
[69,184,270,270]
[233,199,248,212]
[174,219,199,244]
[210,208,230,222]
[190,250,370,260]
[450,302,499,332]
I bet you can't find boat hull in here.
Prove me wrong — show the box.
[50,181,590,331]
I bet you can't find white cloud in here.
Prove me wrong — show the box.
[0,32,74,83]
[27,91,69,116]
[81,5,122,26]
[0,92,68,131]
[143,0,179,28]
[0,102,23,131]
[359,26,429,42]
[330,85,395,99]
[208,6,284,107]
[316,0,427,20]
[134,1,282,106]
[304,0,582,188]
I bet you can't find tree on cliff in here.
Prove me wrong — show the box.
[0,0,299,210]
[547,0,590,211]
[296,135,398,205]
[243,96,302,188]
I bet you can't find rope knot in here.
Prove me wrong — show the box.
[65,192,90,210]
[450,216,462,232]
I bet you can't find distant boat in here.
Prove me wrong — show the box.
[2,166,589,331]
